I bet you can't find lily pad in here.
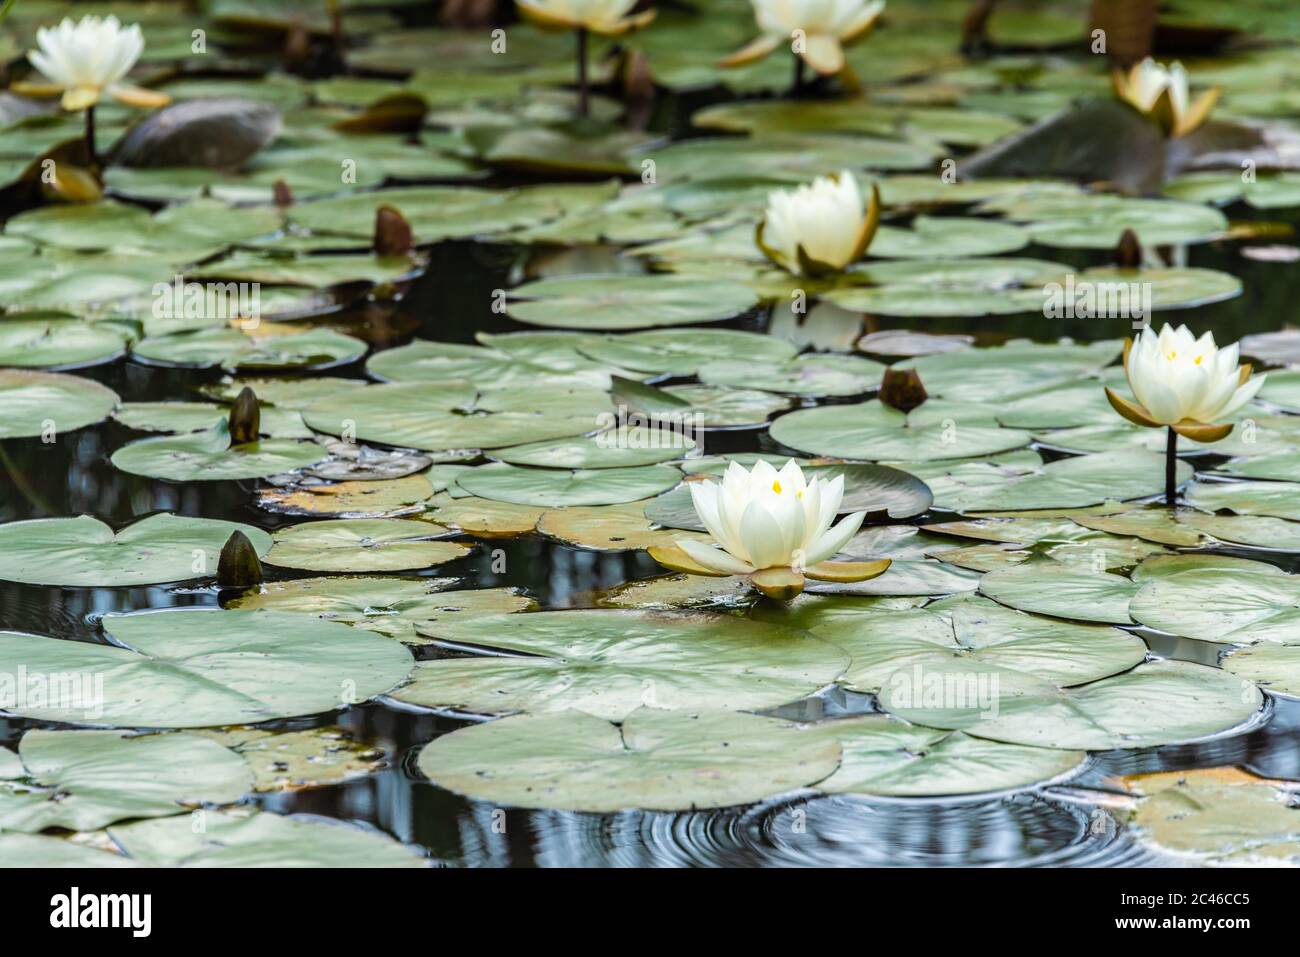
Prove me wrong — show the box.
[493,426,697,468]
[416,708,842,812]
[454,462,682,507]
[266,519,469,572]
[194,727,387,792]
[698,354,885,397]
[0,609,413,727]
[0,730,253,833]
[132,327,367,372]
[1186,480,1300,521]
[0,369,119,439]
[0,514,270,587]
[0,317,132,369]
[506,274,759,330]
[1130,557,1300,644]
[979,563,1138,624]
[227,576,533,644]
[879,658,1261,750]
[390,609,848,721]
[576,328,797,376]
[111,422,327,481]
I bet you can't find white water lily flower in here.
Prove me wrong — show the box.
[1113,57,1218,138]
[675,459,867,576]
[1106,323,1265,441]
[17,15,169,112]
[515,0,656,35]
[722,0,885,75]
[757,171,880,275]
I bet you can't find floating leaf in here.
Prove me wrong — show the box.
[266,519,469,572]
[0,369,118,439]
[506,274,759,330]
[454,462,681,507]
[111,422,326,481]
[979,563,1138,624]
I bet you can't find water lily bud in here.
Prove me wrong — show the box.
[879,367,927,412]
[1114,228,1142,268]
[374,205,413,257]
[217,530,263,589]
[228,387,260,446]
[272,179,293,208]
[757,172,880,276]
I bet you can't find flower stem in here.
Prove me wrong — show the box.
[1165,426,1177,507]
[84,105,97,164]
[576,27,589,117]
[791,53,806,96]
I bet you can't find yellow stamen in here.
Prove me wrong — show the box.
[772,480,782,494]
[1166,351,1177,360]
[1194,355,1203,365]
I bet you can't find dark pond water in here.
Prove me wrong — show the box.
[3,206,1300,865]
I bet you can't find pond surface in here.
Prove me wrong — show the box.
[5,0,1300,868]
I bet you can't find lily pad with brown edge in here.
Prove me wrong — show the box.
[1067,507,1212,548]
[193,727,386,793]
[770,399,1032,463]
[415,708,842,813]
[130,326,367,372]
[454,462,682,508]
[0,730,254,834]
[879,657,1262,751]
[425,493,546,536]
[266,519,470,573]
[979,562,1139,624]
[537,501,712,552]
[110,421,327,482]
[784,717,1086,799]
[596,573,756,610]
[257,474,436,519]
[0,367,119,439]
[506,274,760,330]
[227,576,534,644]
[1129,556,1300,645]
[1121,767,1300,865]
[0,514,270,587]
[391,609,848,721]
[0,608,413,728]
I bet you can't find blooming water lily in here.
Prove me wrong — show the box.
[1112,57,1219,138]
[650,459,890,600]
[1105,323,1265,505]
[722,0,886,80]
[757,170,881,275]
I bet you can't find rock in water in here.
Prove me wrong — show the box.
[111,98,283,169]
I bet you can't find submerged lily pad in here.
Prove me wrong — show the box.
[390,609,848,721]
[416,709,842,812]
[266,519,469,572]
[0,514,270,587]
[0,730,252,833]
[0,369,119,439]
[0,609,413,727]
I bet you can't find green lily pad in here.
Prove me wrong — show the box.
[506,274,759,330]
[493,426,697,468]
[227,576,534,644]
[792,717,1085,798]
[454,462,682,507]
[113,401,312,438]
[132,327,367,372]
[984,193,1228,249]
[825,259,1070,317]
[896,338,1122,403]
[107,810,426,867]
[0,514,270,587]
[577,328,797,376]
[537,501,712,552]
[0,609,413,727]
[416,708,842,812]
[1187,480,1300,521]
[111,422,327,481]
[869,216,1029,259]
[391,609,848,721]
[367,339,611,390]
[698,354,885,397]
[0,369,119,439]
[979,563,1138,624]
[266,519,470,572]
[770,400,1032,462]
[0,730,252,833]
[1222,644,1300,698]
[879,658,1261,750]
[0,317,132,369]
[1130,557,1300,644]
